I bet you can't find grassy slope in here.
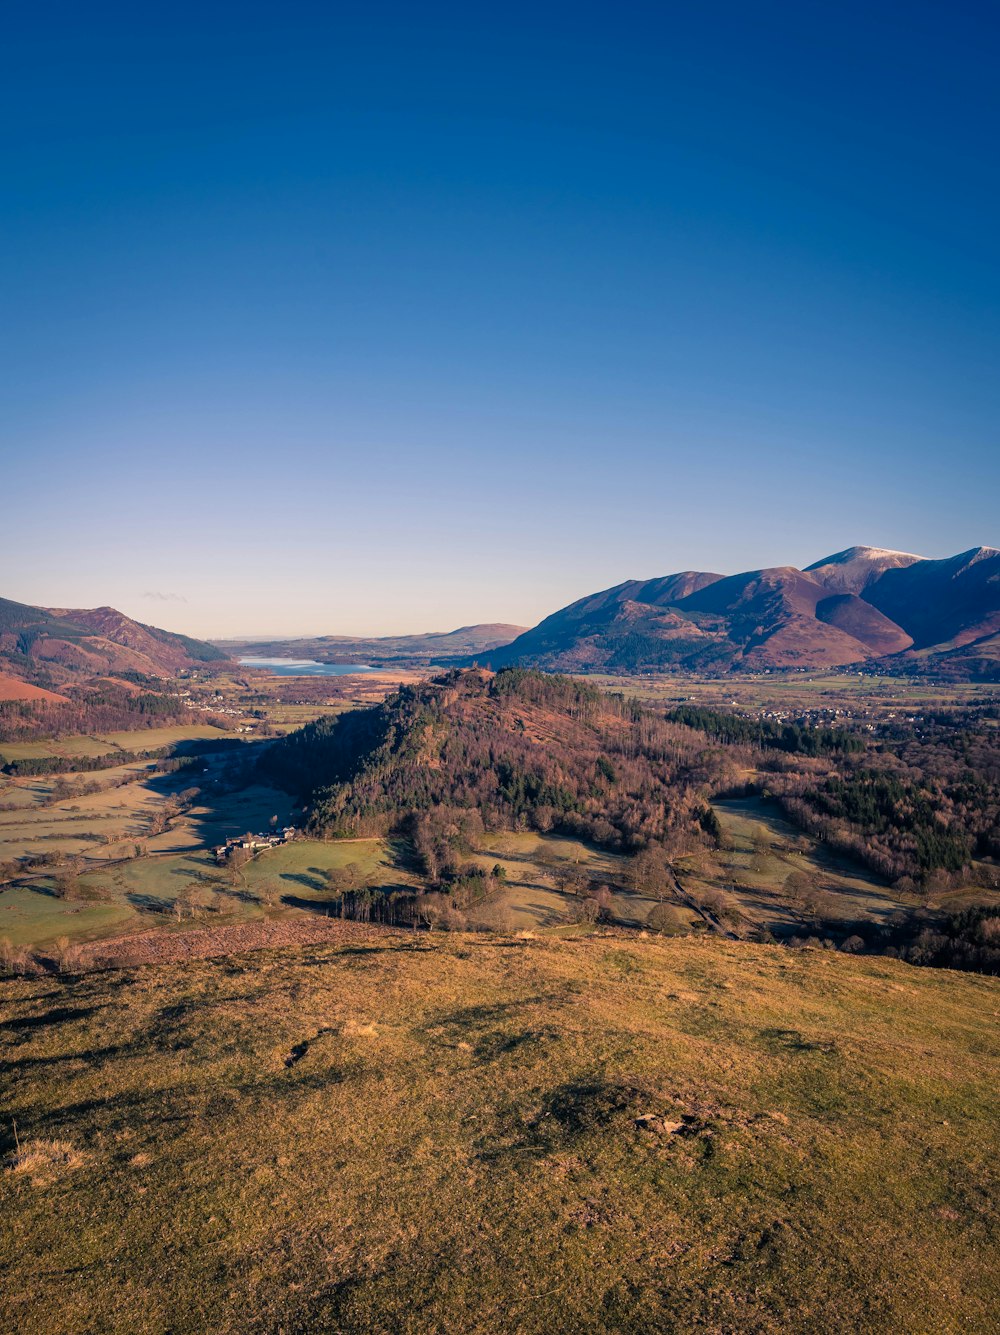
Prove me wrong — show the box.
[0,839,398,950]
[695,798,902,925]
[0,824,680,949]
[695,798,1000,927]
[1,935,997,1334]
[0,724,230,764]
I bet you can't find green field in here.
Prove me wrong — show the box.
[0,736,114,762]
[0,885,136,948]
[96,724,232,751]
[2,933,997,1333]
[0,781,906,952]
[471,832,699,932]
[0,838,400,949]
[264,702,356,730]
[678,797,903,933]
[1,821,701,950]
[584,671,997,713]
[0,723,232,766]
[0,764,164,864]
[0,747,299,869]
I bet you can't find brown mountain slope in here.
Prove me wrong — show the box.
[0,595,228,686]
[0,672,70,703]
[489,567,893,673]
[484,574,726,672]
[675,568,894,668]
[48,606,209,672]
[814,595,913,656]
[485,544,1000,676]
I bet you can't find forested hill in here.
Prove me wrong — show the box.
[259,667,731,850]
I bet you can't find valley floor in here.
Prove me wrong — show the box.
[1,932,997,1333]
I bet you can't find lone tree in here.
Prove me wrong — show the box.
[257,879,283,909]
[627,845,672,901]
[227,847,251,885]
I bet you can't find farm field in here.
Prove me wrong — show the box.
[96,724,232,751]
[0,736,114,762]
[585,672,996,715]
[0,834,402,950]
[0,745,292,865]
[0,765,164,862]
[2,754,921,953]
[0,884,137,949]
[1,809,703,950]
[1,932,997,1333]
[0,723,232,765]
[470,832,699,933]
[263,702,354,731]
[676,798,905,935]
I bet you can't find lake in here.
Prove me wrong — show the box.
[239,657,376,676]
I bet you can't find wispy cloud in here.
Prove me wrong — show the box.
[140,591,188,604]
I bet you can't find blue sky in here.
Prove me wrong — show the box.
[2,2,997,636]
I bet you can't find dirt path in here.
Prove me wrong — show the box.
[670,870,737,940]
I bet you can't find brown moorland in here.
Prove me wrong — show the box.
[0,673,69,704]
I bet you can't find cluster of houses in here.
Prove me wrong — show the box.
[214,825,300,865]
[182,696,246,719]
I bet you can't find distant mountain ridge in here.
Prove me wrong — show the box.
[218,623,528,667]
[0,595,228,690]
[483,546,1000,678]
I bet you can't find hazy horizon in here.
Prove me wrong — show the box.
[4,4,998,638]
[6,538,999,641]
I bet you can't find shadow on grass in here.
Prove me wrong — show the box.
[125,893,175,916]
[10,1064,353,1144]
[279,871,328,892]
[0,1004,104,1033]
[474,1077,654,1163]
[335,943,399,956]
[758,1027,838,1054]
[280,893,339,916]
[211,885,259,906]
[0,1043,129,1075]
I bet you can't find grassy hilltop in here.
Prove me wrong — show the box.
[2,932,998,1334]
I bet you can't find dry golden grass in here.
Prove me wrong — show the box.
[4,1138,84,1183]
[0,931,998,1333]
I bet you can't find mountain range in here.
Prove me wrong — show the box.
[0,596,229,689]
[5,544,999,691]
[482,546,1000,677]
[217,624,528,667]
